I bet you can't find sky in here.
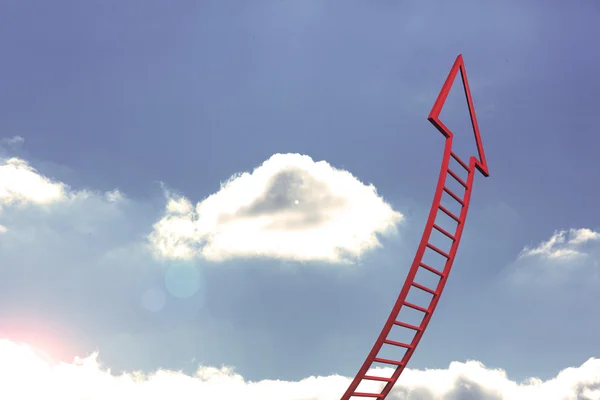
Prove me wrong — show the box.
[0,1,599,399]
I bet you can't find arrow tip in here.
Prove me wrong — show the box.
[428,55,489,177]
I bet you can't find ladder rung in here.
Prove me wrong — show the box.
[383,339,413,349]
[426,243,451,259]
[393,320,421,331]
[412,282,437,296]
[451,152,469,171]
[419,262,444,277]
[439,205,461,223]
[363,375,394,382]
[433,223,456,241]
[447,169,468,188]
[373,357,404,366]
[352,392,382,398]
[404,301,429,314]
[443,186,464,205]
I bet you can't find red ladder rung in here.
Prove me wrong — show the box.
[439,205,461,223]
[426,243,451,259]
[450,152,469,171]
[363,375,394,382]
[383,339,413,349]
[419,262,444,277]
[432,223,456,241]
[352,392,382,398]
[412,282,438,296]
[447,168,468,188]
[443,186,464,206]
[373,357,404,366]
[393,320,422,331]
[404,301,429,314]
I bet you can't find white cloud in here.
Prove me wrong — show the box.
[105,189,125,203]
[0,156,120,212]
[0,157,69,207]
[519,228,600,260]
[149,153,403,264]
[0,339,598,400]
[568,228,600,246]
[0,156,132,252]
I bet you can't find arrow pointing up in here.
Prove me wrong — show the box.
[427,54,489,177]
[339,55,490,400]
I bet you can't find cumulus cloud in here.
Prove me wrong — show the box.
[0,157,70,207]
[149,153,403,263]
[519,228,600,260]
[0,339,598,400]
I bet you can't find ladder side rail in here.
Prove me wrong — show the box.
[378,153,476,398]
[340,137,455,400]
[341,54,489,400]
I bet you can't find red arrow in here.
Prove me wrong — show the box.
[428,54,489,177]
[339,55,489,400]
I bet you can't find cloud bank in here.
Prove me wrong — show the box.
[0,339,598,400]
[2,151,598,400]
[149,153,403,264]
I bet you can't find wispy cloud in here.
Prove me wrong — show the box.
[0,135,25,147]
[518,228,600,260]
[149,153,403,264]
[506,228,600,286]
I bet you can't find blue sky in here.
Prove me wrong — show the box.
[0,1,599,399]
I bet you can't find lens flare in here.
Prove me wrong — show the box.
[164,263,201,299]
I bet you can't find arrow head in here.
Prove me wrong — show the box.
[427,55,489,177]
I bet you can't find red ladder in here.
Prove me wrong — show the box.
[340,54,489,400]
